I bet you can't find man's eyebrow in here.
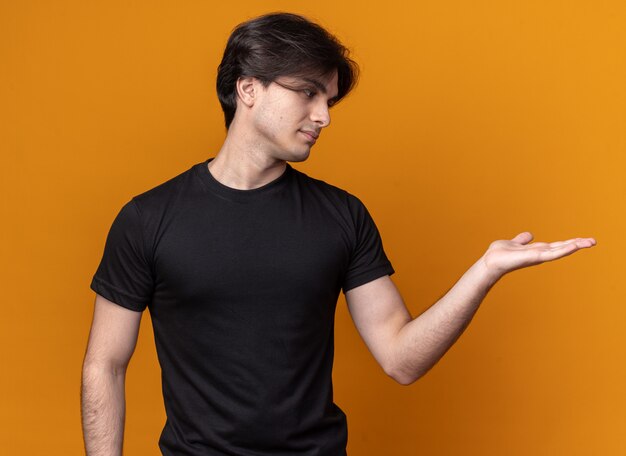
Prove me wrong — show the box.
[302,77,340,102]
[302,78,327,93]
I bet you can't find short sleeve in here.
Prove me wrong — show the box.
[342,194,395,293]
[90,199,154,311]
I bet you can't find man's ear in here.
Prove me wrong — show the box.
[236,76,257,108]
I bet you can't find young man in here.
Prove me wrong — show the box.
[81,12,596,456]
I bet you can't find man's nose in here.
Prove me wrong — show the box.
[310,101,331,128]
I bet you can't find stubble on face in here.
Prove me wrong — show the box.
[251,71,338,164]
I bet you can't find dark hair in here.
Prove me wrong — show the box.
[216,12,359,129]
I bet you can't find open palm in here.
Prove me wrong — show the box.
[481,231,596,279]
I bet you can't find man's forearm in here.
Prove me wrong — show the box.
[81,363,126,456]
[391,257,500,385]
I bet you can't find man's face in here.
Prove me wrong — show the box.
[250,70,339,163]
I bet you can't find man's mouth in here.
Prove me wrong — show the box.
[299,130,319,143]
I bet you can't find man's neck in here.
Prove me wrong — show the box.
[208,125,287,190]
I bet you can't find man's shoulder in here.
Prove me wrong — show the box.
[291,166,363,209]
[130,160,204,209]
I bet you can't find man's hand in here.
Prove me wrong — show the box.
[480,232,597,284]
[347,231,597,385]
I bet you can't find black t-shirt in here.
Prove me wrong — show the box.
[91,158,394,455]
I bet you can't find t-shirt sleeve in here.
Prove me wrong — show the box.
[90,199,154,312]
[342,194,395,294]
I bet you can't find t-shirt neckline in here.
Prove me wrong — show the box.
[196,157,293,202]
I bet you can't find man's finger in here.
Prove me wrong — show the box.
[539,242,580,260]
[511,231,533,245]
[548,239,578,249]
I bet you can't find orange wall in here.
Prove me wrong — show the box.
[1,1,623,454]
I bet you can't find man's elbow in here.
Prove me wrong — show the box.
[82,356,129,379]
[384,364,416,386]
[386,361,433,386]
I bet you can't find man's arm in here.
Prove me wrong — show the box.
[345,232,596,386]
[81,294,143,456]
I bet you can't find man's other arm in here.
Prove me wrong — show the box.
[345,232,596,386]
[81,294,142,455]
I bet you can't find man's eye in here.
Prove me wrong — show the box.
[302,89,316,98]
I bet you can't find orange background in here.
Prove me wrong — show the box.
[1,1,624,454]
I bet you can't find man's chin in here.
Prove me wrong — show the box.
[283,149,311,163]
